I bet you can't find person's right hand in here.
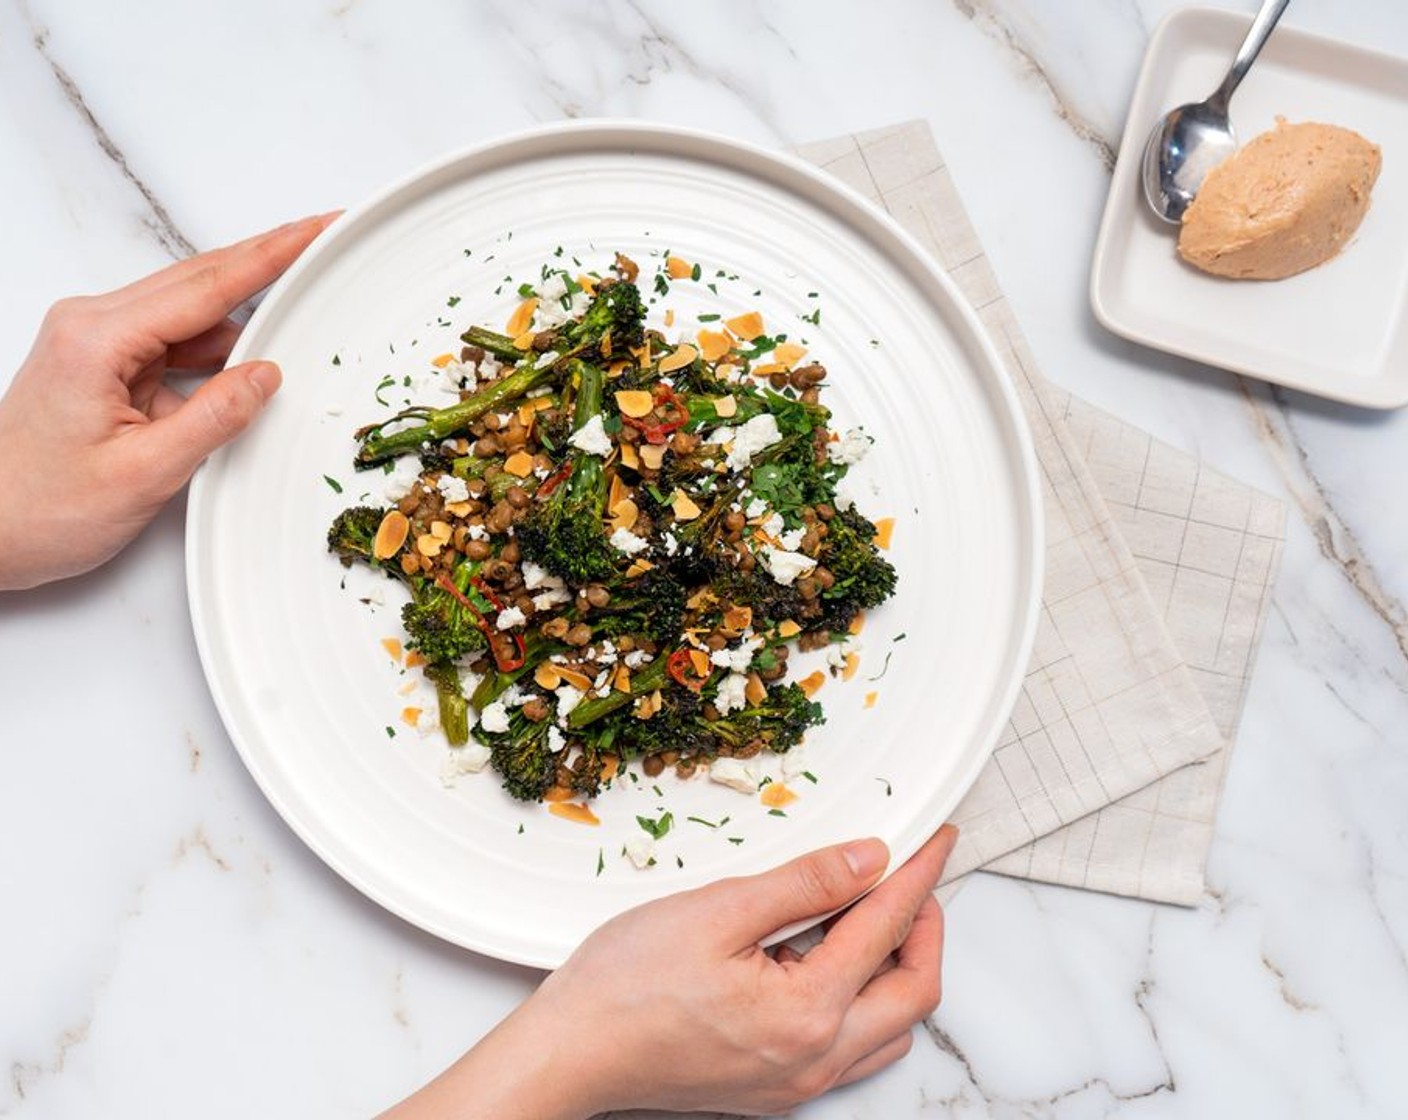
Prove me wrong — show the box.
[384,824,957,1119]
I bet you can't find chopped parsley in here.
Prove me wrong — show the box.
[637,812,674,840]
[322,475,343,494]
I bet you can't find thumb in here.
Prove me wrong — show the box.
[143,360,281,492]
[713,838,890,946]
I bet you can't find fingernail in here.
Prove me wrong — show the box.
[247,362,282,400]
[843,838,889,879]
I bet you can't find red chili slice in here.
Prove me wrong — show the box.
[536,459,574,498]
[666,648,710,692]
[437,572,523,673]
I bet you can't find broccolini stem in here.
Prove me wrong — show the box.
[567,654,670,729]
[354,361,558,468]
[460,326,526,363]
[437,682,470,745]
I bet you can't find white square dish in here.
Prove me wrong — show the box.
[1091,7,1408,408]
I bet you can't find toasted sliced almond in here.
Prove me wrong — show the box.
[404,650,427,670]
[513,329,537,350]
[774,342,808,368]
[549,801,601,826]
[776,619,802,639]
[872,517,896,549]
[751,362,787,376]
[600,755,620,782]
[649,689,663,715]
[745,672,767,706]
[630,340,653,366]
[633,696,652,720]
[864,690,878,709]
[663,308,675,327]
[381,637,404,663]
[686,587,716,610]
[608,474,628,512]
[697,329,735,361]
[688,649,712,678]
[658,343,698,374]
[848,612,866,636]
[373,510,410,560]
[431,352,455,368]
[619,442,640,470]
[842,652,861,681]
[625,557,655,578]
[607,359,632,379]
[715,362,739,380]
[578,274,597,295]
[615,390,654,418]
[535,663,562,690]
[639,443,666,471]
[543,785,575,802]
[556,666,594,692]
[760,782,798,808]
[725,311,765,340]
[445,500,472,518]
[429,519,452,542]
[506,297,539,336]
[415,534,444,558]
[798,670,826,698]
[401,706,423,727]
[712,394,738,418]
[665,255,693,279]
[723,605,753,632]
[503,450,535,477]
[398,679,418,696]
[611,498,640,534]
[671,490,702,521]
[614,665,632,693]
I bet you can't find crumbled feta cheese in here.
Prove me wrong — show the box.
[522,561,563,591]
[592,668,611,691]
[760,547,817,586]
[623,834,657,869]
[778,528,805,551]
[325,405,344,417]
[466,522,488,541]
[555,685,584,722]
[761,512,785,539]
[500,685,528,707]
[383,457,422,502]
[745,496,768,519]
[714,671,749,716]
[833,484,857,512]
[439,742,493,785]
[496,606,527,630]
[532,587,571,610]
[623,649,651,668]
[700,458,714,469]
[436,473,470,503]
[547,726,567,754]
[610,527,650,556]
[709,756,759,794]
[478,701,510,734]
[828,428,872,466]
[722,413,782,471]
[663,531,679,557]
[567,414,613,457]
[710,636,763,674]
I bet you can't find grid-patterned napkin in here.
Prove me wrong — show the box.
[795,123,1286,905]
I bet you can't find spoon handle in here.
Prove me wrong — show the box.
[1213,0,1291,108]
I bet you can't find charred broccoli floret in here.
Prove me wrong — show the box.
[816,507,897,633]
[700,682,823,754]
[476,710,556,802]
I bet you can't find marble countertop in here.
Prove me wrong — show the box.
[3,1,1406,1116]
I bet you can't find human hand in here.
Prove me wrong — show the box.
[0,213,337,591]
[387,825,957,1119]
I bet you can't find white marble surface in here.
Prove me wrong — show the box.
[2,1,1406,1116]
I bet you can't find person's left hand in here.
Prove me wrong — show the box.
[0,213,337,591]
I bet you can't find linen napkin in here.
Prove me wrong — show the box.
[795,122,1286,905]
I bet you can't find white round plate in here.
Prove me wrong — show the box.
[187,122,1041,968]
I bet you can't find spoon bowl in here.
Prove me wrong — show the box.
[1141,0,1290,224]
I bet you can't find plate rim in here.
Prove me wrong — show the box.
[186,119,1044,966]
[1089,6,1408,410]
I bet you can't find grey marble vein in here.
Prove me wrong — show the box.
[949,0,1118,169]
[1240,383,1408,669]
[16,0,195,261]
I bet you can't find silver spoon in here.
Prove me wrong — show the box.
[1141,0,1291,223]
